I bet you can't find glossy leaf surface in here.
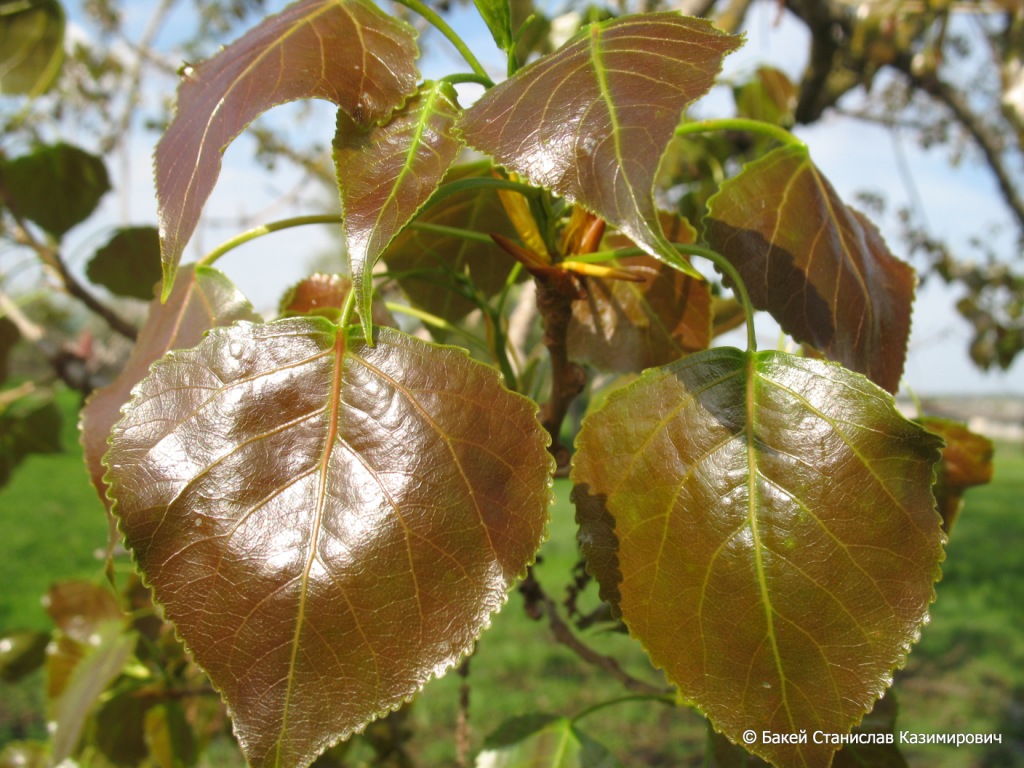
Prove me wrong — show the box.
[86,226,163,300]
[0,0,64,96]
[381,164,520,324]
[105,320,552,768]
[278,272,394,328]
[333,80,462,336]
[917,417,994,534]
[476,715,622,768]
[155,0,419,286]
[460,13,740,275]
[705,145,915,393]
[81,264,258,508]
[569,216,710,371]
[572,348,944,767]
[0,143,109,238]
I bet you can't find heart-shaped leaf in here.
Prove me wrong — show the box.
[86,226,163,300]
[80,264,258,510]
[333,80,462,337]
[0,0,65,96]
[704,145,916,393]
[0,143,109,238]
[381,163,522,325]
[155,0,419,289]
[460,13,741,277]
[104,319,552,768]
[572,348,943,768]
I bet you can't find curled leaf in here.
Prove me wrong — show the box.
[705,145,915,393]
[105,319,552,767]
[155,0,419,288]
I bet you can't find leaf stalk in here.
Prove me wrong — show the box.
[675,118,804,148]
[392,0,494,87]
[198,214,344,267]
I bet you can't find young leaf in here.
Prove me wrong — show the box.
[0,390,61,486]
[460,13,741,277]
[476,715,622,768]
[381,164,521,325]
[473,0,513,52]
[104,320,552,768]
[0,143,109,238]
[155,0,419,289]
[44,581,124,645]
[572,348,944,768]
[917,417,994,534]
[278,272,394,327]
[86,226,163,300]
[0,0,65,96]
[80,264,259,510]
[704,145,915,394]
[333,80,463,338]
[569,215,711,372]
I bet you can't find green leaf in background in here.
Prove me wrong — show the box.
[104,319,552,768]
[86,226,163,300]
[732,66,797,127]
[0,0,65,96]
[0,389,61,486]
[572,348,944,768]
[704,144,915,394]
[381,163,521,326]
[80,264,259,510]
[0,142,109,238]
[0,742,49,768]
[93,686,151,766]
[155,0,420,291]
[473,0,512,52]
[0,630,50,682]
[476,715,622,768]
[0,316,19,384]
[460,13,741,278]
[334,80,462,338]
[917,417,995,534]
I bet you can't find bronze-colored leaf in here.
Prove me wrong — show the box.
[569,215,711,371]
[704,145,915,393]
[104,319,552,767]
[43,581,123,645]
[155,0,419,287]
[80,264,259,510]
[917,417,995,534]
[572,348,944,768]
[381,164,521,325]
[460,13,741,276]
[278,272,395,327]
[333,80,463,336]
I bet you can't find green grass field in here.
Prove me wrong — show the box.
[1,391,1022,766]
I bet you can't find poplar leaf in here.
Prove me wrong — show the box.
[0,0,64,96]
[572,348,944,768]
[80,264,258,510]
[333,80,462,339]
[460,13,741,277]
[104,320,552,768]
[704,145,915,393]
[155,0,419,289]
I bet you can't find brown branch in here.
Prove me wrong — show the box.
[1,199,138,341]
[534,275,586,470]
[455,654,472,768]
[519,569,672,698]
[898,64,1024,233]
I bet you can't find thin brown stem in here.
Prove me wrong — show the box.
[1,198,138,340]
[455,654,472,768]
[519,569,672,698]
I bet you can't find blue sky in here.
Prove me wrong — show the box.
[66,0,1023,395]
